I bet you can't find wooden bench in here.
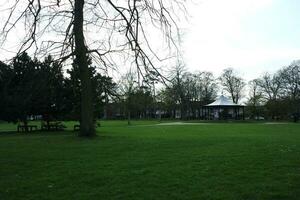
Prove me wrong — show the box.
[41,121,65,131]
[17,125,38,132]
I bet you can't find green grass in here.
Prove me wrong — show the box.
[0,121,300,199]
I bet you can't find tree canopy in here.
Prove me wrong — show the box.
[0,0,186,136]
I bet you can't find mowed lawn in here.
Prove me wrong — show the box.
[0,121,300,200]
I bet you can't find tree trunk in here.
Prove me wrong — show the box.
[127,110,131,125]
[74,0,95,137]
[23,119,29,132]
[47,119,50,131]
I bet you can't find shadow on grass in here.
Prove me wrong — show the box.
[0,130,115,142]
[0,130,74,137]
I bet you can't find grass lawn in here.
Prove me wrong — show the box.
[0,121,299,199]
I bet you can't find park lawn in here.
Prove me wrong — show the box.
[0,120,160,132]
[0,122,300,200]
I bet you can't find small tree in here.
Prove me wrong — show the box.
[94,73,118,119]
[168,63,188,119]
[246,79,263,119]
[219,68,245,104]
[119,71,138,125]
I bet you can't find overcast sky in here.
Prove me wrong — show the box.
[1,0,299,82]
[183,0,300,81]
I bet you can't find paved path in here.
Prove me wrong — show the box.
[264,122,289,125]
[156,122,212,126]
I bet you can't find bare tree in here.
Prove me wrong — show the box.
[248,79,263,104]
[247,79,263,119]
[257,72,282,101]
[279,62,300,122]
[0,0,186,136]
[118,70,137,125]
[195,71,218,103]
[168,62,187,118]
[280,63,300,100]
[219,68,245,104]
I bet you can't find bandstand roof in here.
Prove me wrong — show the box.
[205,95,243,107]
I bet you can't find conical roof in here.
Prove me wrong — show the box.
[205,95,241,106]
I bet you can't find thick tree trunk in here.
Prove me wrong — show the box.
[74,0,95,137]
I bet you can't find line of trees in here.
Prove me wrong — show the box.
[1,53,300,124]
[247,62,300,121]
[118,63,300,122]
[0,52,117,126]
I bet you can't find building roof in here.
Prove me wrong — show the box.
[205,95,243,107]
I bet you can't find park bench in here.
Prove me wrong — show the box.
[41,121,65,131]
[17,125,38,132]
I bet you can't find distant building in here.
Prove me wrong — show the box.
[203,95,245,120]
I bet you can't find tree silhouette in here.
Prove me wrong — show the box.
[4,53,39,127]
[219,68,245,104]
[1,0,185,136]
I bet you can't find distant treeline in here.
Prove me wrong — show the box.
[0,53,299,124]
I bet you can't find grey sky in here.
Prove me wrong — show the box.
[1,0,299,83]
[183,0,300,80]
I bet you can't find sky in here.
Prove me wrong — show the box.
[183,0,300,81]
[1,0,300,83]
